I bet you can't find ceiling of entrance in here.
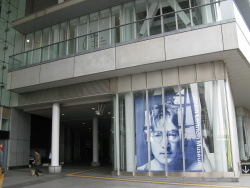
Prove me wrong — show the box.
[28,101,113,136]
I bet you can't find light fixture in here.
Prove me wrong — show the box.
[61,114,65,116]
[26,39,30,42]
[108,112,111,115]
[95,103,105,116]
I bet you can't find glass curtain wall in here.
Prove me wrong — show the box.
[10,0,233,71]
[115,80,233,173]
[0,0,26,169]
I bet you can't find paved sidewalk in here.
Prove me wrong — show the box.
[2,164,250,188]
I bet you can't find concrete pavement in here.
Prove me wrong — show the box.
[3,163,250,188]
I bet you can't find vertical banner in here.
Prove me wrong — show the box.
[136,86,203,172]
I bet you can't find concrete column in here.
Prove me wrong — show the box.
[49,103,62,173]
[91,118,100,166]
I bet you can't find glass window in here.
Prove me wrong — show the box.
[147,0,161,18]
[122,2,135,42]
[196,81,233,172]
[25,33,34,51]
[161,0,175,15]
[78,16,89,52]
[68,19,77,55]
[59,22,68,57]
[42,27,50,47]
[135,0,147,21]
[51,24,60,44]
[191,4,217,25]
[89,12,99,49]
[99,9,110,47]
[42,27,50,61]
[135,90,147,171]
[50,25,60,59]
[111,6,122,44]
[33,30,42,63]
[119,92,135,172]
[190,0,216,7]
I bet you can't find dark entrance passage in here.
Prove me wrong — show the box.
[30,102,113,167]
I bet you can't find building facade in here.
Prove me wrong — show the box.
[3,0,250,180]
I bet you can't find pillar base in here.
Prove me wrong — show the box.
[48,165,62,173]
[91,162,100,167]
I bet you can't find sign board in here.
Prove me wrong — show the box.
[241,164,250,174]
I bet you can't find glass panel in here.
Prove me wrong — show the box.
[176,0,190,9]
[51,24,60,44]
[237,116,248,160]
[49,43,58,60]
[191,0,216,7]
[176,9,191,29]
[147,88,164,171]
[99,9,110,47]
[89,12,99,49]
[1,119,9,131]
[149,15,162,36]
[196,81,233,172]
[135,0,147,21]
[78,16,89,53]
[111,6,122,43]
[68,38,75,55]
[163,86,183,172]
[123,2,135,42]
[119,93,126,171]
[69,19,77,54]
[41,46,50,62]
[41,28,50,61]
[161,0,175,15]
[25,33,33,51]
[191,4,217,26]
[118,92,135,172]
[218,80,233,172]
[163,12,176,32]
[148,0,161,18]
[137,19,148,39]
[33,48,41,64]
[42,27,50,47]
[25,51,33,66]
[135,90,147,171]
[34,31,42,49]
[59,22,67,56]
[111,5,122,27]
[33,31,42,63]
[112,95,117,171]
[181,83,203,172]
[11,53,25,70]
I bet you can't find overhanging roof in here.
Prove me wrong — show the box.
[12,0,131,34]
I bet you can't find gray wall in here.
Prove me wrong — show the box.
[8,109,31,167]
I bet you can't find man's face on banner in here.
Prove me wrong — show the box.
[150,110,181,167]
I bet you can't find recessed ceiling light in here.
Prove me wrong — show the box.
[108,112,111,115]
[62,114,65,116]
[92,108,95,110]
